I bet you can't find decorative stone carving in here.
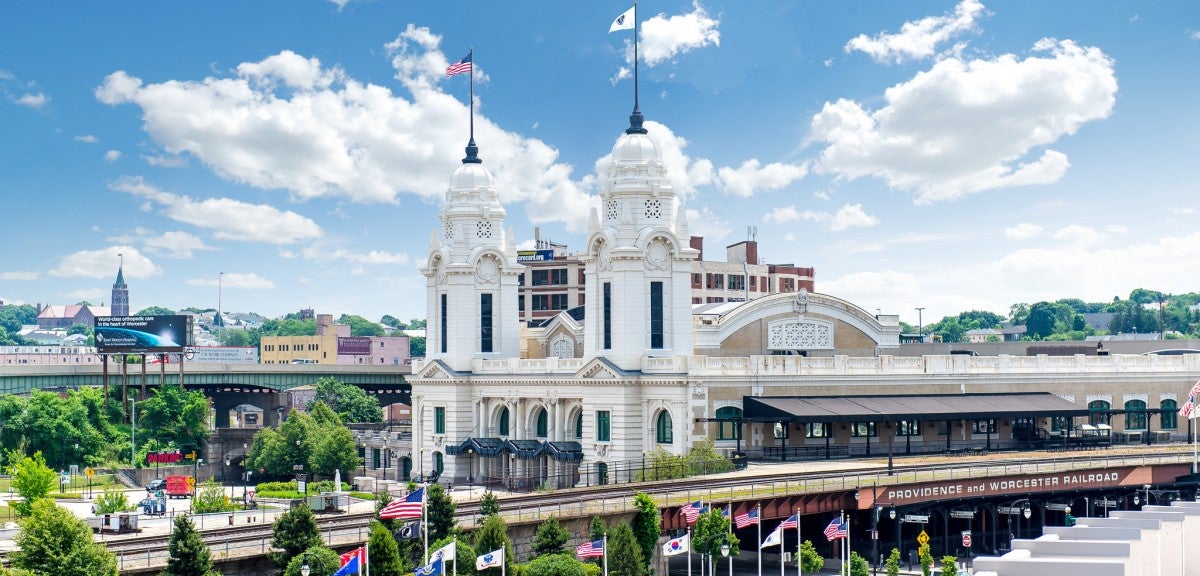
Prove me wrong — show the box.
[477,255,499,285]
[550,334,575,358]
[644,198,662,220]
[767,319,834,350]
[793,289,809,315]
[645,239,670,271]
[597,242,612,272]
[432,436,444,447]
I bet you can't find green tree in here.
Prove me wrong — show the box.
[367,521,405,576]
[309,377,383,424]
[606,523,645,576]
[848,551,869,576]
[533,516,571,557]
[10,452,55,516]
[66,323,91,336]
[429,536,474,576]
[135,306,175,316]
[193,479,237,513]
[338,314,386,337]
[282,547,340,576]
[427,483,457,544]
[93,486,133,514]
[311,424,361,478]
[884,548,901,576]
[589,515,608,540]
[799,540,824,575]
[939,555,959,576]
[473,514,514,576]
[10,498,118,576]
[479,490,500,517]
[379,315,406,329]
[918,543,933,576]
[271,504,321,569]
[410,336,426,358]
[137,384,213,455]
[163,515,221,576]
[692,509,739,572]
[0,304,37,334]
[526,553,587,576]
[1025,302,1058,339]
[630,492,660,570]
[685,439,734,475]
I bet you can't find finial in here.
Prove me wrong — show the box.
[462,137,482,164]
[626,106,647,135]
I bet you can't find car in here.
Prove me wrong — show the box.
[145,478,166,491]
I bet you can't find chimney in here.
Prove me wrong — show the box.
[745,240,758,266]
[689,236,704,261]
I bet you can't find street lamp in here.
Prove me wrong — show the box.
[915,307,925,342]
[360,442,367,479]
[300,552,311,576]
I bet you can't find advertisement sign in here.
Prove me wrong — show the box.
[94,315,192,354]
[516,249,554,262]
[147,451,184,465]
[337,336,372,355]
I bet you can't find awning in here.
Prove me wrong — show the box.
[743,392,1090,424]
[545,441,584,462]
[446,437,506,457]
[505,439,545,459]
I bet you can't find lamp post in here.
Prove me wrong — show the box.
[1143,484,1152,507]
[915,307,925,342]
[720,542,730,576]
[300,552,311,576]
[383,440,390,482]
[360,442,367,479]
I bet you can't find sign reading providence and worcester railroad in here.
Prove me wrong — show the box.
[878,465,1156,506]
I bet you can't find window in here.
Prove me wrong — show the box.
[750,276,757,291]
[440,294,448,354]
[596,411,611,442]
[692,273,702,288]
[728,275,745,291]
[1125,399,1147,430]
[972,419,996,434]
[536,409,548,438]
[650,281,664,349]
[519,295,525,312]
[1050,416,1070,432]
[780,278,795,292]
[805,423,829,438]
[772,422,790,439]
[480,293,493,353]
[602,283,612,349]
[898,420,921,436]
[705,273,725,289]
[517,273,525,286]
[851,422,877,437]
[1088,400,1111,425]
[1162,399,1178,430]
[532,294,569,311]
[715,407,742,440]
[655,411,673,444]
[433,452,444,473]
[532,268,568,286]
[434,407,445,434]
[498,407,510,436]
[575,412,583,439]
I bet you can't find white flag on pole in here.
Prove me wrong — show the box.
[760,527,783,548]
[609,7,635,33]
[662,533,691,556]
[476,548,504,570]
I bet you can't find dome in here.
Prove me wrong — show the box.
[448,162,495,191]
[611,131,661,164]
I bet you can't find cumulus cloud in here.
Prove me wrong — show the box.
[187,272,275,289]
[300,245,410,266]
[111,176,323,244]
[685,207,732,243]
[1052,224,1107,247]
[591,120,715,201]
[1003,222,1043,240]
[104,149,122,162]
[636,1,721,67]
[0,272,38,281]
[811,39,1116,203]
[74,134,98,143]
[50,246,162,279]
[845,0,986,64]
[141,230,214,259]
[717,159,808,197]
[763,203,878,231]
[17,93,47,108]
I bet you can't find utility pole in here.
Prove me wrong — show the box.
[915,307,925,343]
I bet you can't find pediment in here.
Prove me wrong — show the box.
[415,359,456,380]
[574,357,623,380]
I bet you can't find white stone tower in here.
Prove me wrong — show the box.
[421,138,521,372]
[581,110,699,370]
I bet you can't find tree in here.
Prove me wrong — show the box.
[918,543,933,576]
[367,521,405,576]
[311,425,361,478]
[848,551,869,576]
[10,452,55,516]
[379,315,406,329]
[1024,302,1058,339]
[282,547,340,576]
[194,479,237,513]
[630,492,660,570]
[479,490,500,516]
[429,536,475,576]
[692,509,738,572]
[884,548,901,576]
[939,556,959,576]
[606,522,645,576]
[473,514,514,576]
[10,498,118,576]
[271,504,321,569]
[589,515,608,540]
[427,483,457,544]
[309,377,383,423]
[135,306,175,316]
[66,323,91,336]
[526,553,588,576]
[163,515,221,576]
[137,384,213,454]
[799,540,824,575]
[93,486,133,514]
[410,336,426,358]
[338,314,386,337]
[533,516,571,557]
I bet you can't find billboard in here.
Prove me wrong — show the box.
[337,336,373,355]
[94,315,192,354]
[516,249,554,262]
[150,346,259,364]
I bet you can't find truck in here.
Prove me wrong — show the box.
[164,475,194,499]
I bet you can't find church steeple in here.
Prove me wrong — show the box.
[111,253,130,316]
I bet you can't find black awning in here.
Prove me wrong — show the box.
[545,441,584,462]
[446,437,506,457]
[743,392,1090,424]
[504,439,545,459]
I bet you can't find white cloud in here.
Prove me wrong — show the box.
[74,134,98,143]
[104,149,122,162]
[763,203,878,231]
[813,190,831,201]
[635,1,721,67]
[141,230,214,259]
[143,154,188,168]
[50,246,162,279]
[716,159,808,197]
[1003,222,1043,240]
[301,246,410,266]
[187,272,275,289]
[328,0,351,10]
[0,271,38,281]
[845,0,986,64]
[112,176,323,245]
[1192,31,1200,41]
[591,120,715,202]
[1052,224,1106,247]
[17,93,47,108]
[66,289,106,301]
[812,39,1116,203]
[1104,224,1127,235]
[685,207,732,243]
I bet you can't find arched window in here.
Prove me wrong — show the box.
[1162,399,1178,430]
[1088,400,1111,426]
[574,412,583,439]
[656,410,674,444]
[1125,399,1147,431]
[498,407,510,436]
[715,406,742,440]
[433,452,444,473]
[535,408,548,438]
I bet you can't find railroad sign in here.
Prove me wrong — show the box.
[962,531,972,547]
[917,530,930,546]
[84,467,94,477]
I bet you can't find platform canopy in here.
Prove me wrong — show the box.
[742,392,1089,424]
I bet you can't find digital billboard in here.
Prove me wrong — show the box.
[94,315,192,354]
[337,336,372,355]
[516,249,554,262]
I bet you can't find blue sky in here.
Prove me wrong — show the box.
[2,1,1198,328]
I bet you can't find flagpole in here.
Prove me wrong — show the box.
[364,542,369,576]
[603,534,609,576]
[453,535,458,576]
[633,0,639,115]
[469,47,474,143]
[796,509,801,576]
[728,504,733,576]
[688,528,693,576]
[422,483,429,566]
[756,505,762,576]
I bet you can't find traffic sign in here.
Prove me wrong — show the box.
[917,530,930,546]
[1046,503,1070,511]
[84,467,95,477]
[903,514,930,524]
[186,476,196,488]
[962,531,972,547]
[950,510,975,519]
[185,451,197,460]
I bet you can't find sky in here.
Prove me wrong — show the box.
[2,1,1198,329]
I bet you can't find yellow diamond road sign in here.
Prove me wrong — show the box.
[917,530,930,545]
[84,467,94,477]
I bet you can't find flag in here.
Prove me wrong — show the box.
[680,500,702,525]
[380,487,424,519]
[476,548,504,570]
[397,520,422,539]
[1181,399,1195,419]
[432,540,456,562]
[735,508,760,529]
[334,546,366,576]
[778,513,798,530]
[446,53,472,77]
[662,533,690,556]
[415,556,444,576]
[1189,379,1200,400]
[609,6,635,33]
[824,516,847,541]
[760,527,782,549]
[576,538,605,559]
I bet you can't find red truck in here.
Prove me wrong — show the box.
[164,475,194,499]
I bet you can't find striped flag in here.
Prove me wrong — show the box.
[576,539,605,559]
[379,487,424,519]
[823,516,847,541]
[778,513,798,530]
[446,53,472,77]
[735,508,760,529]
[680,500,702,525]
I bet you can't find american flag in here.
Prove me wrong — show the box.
[823,516,847,541]
[735,509,760,529]
[1181,398,1195,419]
[379,487,424,519]
[680,500,702,525]
[778,513,798,530]
[446,53,472,77]
[576,539,605,559]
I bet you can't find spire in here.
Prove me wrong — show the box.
[115,253,125,286]
[626,0,647,135]
[463,137,481,164]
